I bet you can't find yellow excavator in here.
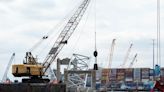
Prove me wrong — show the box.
[12,52,46,83]
[12,0,91,83]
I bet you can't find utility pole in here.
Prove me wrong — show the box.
[157,0,161,66]
[153,39,155,70]
[153,39,155,80]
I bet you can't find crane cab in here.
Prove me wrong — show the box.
[12,64,44,77]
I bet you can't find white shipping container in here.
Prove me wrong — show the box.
[125,78,133,82]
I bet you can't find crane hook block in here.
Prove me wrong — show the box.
[93,51,98,57]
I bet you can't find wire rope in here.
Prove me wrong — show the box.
[70,0,94,53]
[35,0,85,59]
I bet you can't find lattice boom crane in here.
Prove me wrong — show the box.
[12,0,91,83]
[42,0,91,73]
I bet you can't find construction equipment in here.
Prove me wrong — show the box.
[128,53,137,68]
[108,39,116,69]
[12,0,91,83]
[2,53,15,83]
[47,66,56,81]
[121,43,133,68]
[106,39,116,86]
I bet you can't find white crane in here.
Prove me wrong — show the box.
[2,53,15,83]
[106,39,116,85]
[129,53,137,68]
[121,44,133,68]
[108,39,116,68]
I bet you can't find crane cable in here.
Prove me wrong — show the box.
[70,0,94,53]
[66,0,93,70]
[32,0,84,57]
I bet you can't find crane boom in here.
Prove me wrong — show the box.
[121,43,133,68]
[2,53,15,82]
[106,39,116,85]
[129,53,137,68]
[108,39,116,68]
[43,0,91,73]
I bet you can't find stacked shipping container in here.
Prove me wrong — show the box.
[141,68,150,82]
[133,68,141,82]
[160,68,164,81]
[109,69,117,82]
[116,68,125,82]
[101,68,164,84]
[101,68,109,85]
[125,68,133,82]
[149,69,154,80]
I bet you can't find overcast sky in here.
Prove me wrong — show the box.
[0,0,164,80]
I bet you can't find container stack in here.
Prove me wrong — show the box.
[109,69,117,82]
[160,68,164,82]
[116,68,125,82]
[149,69,154,80]
[133,68,141,82]
[125,68,133,82]
[141,68,150,82]
[101,68,109,86]
[100,67,164,87]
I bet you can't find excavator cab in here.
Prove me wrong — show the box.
[12,52,49,83]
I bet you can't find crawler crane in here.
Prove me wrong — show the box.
[12,0,91,83]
